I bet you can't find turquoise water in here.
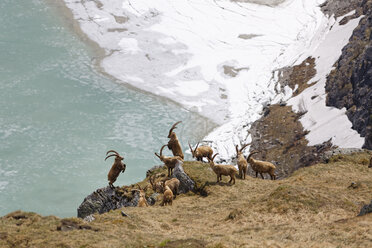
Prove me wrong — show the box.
[0,0,212,217]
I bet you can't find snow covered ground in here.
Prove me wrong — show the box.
[63,0,364,160]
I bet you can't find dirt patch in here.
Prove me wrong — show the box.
[249,104,332,179]
[159,238,206,248]
[275,57,316,97]
[230,0,286,7]
[238,34,261,40]
[223,65,249,77]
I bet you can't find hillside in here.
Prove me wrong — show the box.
[1,152,372,247]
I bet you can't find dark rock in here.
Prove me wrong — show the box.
[77,186,139,219]
[358,200,372,216]
[78,161,196,218]
[325,0,372,149]
[172,161,195,194]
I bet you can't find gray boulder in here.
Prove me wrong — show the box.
[77,186,139,219]
[172,161,195,194]
[358,200,372,216]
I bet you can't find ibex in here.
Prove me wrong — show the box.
[136,184,149,207]
[149,175,164,193]
[235,144,250,179]
[149,175,180,198]
[161,183,174,206]
[247,151,276,180]
[207,153,238,185]
[167,121,184,159]
[188,141,213,162]
[155,145,183,177]
[105,150,126,188]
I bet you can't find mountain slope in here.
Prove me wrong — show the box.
[1,152,372,247]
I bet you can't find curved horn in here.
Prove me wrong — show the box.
[154,152,161,159]
[195,141,200,151]
[239,143,251,152]
[106,150,119,156]
[160,144,167,157]
[235,145,239,155]
[212,153,219,161]
[105,153,118,161]
[136,184,142,190]
[247,151,259,161]
[188,141,194,155]
[168,121,182,138]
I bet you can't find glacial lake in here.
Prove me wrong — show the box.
[0,0,213,217]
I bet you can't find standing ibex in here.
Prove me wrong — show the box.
[155,145,183,177]
[105,150,126,188]
[167,121,184,159]
[207,153,238,185]
[161,183,174,206]
[136,184,149,207]
[235,144,250,179]
[189,141,213,162]
[247,151,276,180]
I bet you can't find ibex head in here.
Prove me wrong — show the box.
[247,150,259,162]
[207,153,219,166]
[155,145,167,160]
[235,143,250,157]
[105,150,124,162]
[188,141,200,158]
[168,121,182,138]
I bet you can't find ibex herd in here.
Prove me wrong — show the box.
[104,121,278,207]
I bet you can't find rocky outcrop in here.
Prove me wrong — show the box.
[358,200,372,216]
[77,162,195,218]
[172,161,195,194]
[77,186,141,219]
[325,0,372,149]
[320,0,361,19]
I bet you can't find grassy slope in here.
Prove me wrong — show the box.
[1,153,372,248]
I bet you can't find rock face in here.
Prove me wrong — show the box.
[358,200,372,216]
[325,0,372,149]
[77,186,141,219]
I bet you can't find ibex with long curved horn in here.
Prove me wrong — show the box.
[105,150,126,188]
[235,144,250,179]
[189,141,213,162]
[155,145,183,177]
[207,153,238,185]
[167,121,184,159]
[247,151,276,180]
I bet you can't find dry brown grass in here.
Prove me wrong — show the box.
[1,152,372,247]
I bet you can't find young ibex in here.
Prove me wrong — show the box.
[105,150,126,188]
[167,121,184,159]
[235,144,250,179]
[161,183,174,206]
[164,178,180,198]
[136,184,149,207]
[149,175,180,198]
[207,153,238,185]
[155,145,183,177]
[247,151,276,180]
[149,175,164,193]
[189,141,213,162]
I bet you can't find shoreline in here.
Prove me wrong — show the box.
[42,0,217,135]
